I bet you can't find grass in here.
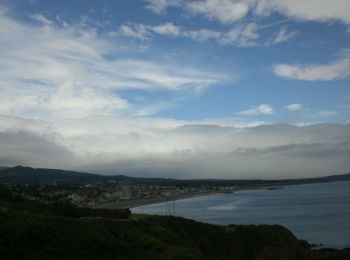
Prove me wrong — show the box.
[0,194,346,259]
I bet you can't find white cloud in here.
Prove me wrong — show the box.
[30,13,54,27]
[118,23,150,39]
[150,22,181,36]
[143,1,350,47]
[220,22,259,46]
[186,0,249,24]
[146,0,250,24]
[133,101,174,117]
[0,9,227,119]
[146,0,350,25]
[184,28,221,41]
[118,21,260,47]
[273,49,350,81]
[146,0,254,24]
[238,104,274,116]
[256,0,350,24]
[285,103,302,111]
[0,83,129,119]
[145,0,182,14]
[1,114,350,178]
[117,22,182,39]
[268,26,297,45]
[319,110,338,117]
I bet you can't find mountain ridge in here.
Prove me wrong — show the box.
[1,165,349,186]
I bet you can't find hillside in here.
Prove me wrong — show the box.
[0,166,122,185]
[1,165,350,187]
[0,191,349,260]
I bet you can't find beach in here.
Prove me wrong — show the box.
[92,185,264,209]
[92,191,219,209]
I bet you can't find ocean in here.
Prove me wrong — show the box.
[132,180,350,248]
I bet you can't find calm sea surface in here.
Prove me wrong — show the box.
[132,181,350,248]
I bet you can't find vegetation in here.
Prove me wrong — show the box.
[1,186,349,259]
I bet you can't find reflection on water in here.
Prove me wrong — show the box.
[133,181,350,248]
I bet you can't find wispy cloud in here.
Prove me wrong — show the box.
[184,28,221,41]
[146,0,350,25]
[117,23,150,39]
[285,103,302,111]
[319,110,338,117]
[145,0,182,15]
[185,0,249,24]
[117,21,263,47]
[0,8,227,119]
[273,49,350,81]
[238,104,274,116]
[219,22,259,46]
[255,0,350,24]
[145,0,251,24]
[267,26,298,45]
[116,19,301,47]
[30,13,54,26]
[151,22,182,36]
[116,22,182,39]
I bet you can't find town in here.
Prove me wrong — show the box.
[1,165,348,209]
[2,181,237,208]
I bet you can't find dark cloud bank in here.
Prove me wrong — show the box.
[1,115,349,179]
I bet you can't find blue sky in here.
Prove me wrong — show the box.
[0,0,350,178]
[1,0,349,122]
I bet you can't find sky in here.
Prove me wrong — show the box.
[0,0,350,179]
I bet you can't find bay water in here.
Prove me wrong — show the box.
[132,180,350,248]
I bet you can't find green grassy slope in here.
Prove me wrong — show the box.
[0,195,349,259]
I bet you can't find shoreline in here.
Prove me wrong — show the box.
[92,186,260,210]
[93,191,221,209]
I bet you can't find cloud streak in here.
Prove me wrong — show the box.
[238,104,274,116]
[285,103,302,111]
[267,26,297,45]
[0,7,227,119]
[146,0,350,25]
[117,21,295,47]
[117,21,260,46]
[273,49,350,81]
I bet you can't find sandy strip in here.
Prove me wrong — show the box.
[92,185,267,210]
[92,191,220,209]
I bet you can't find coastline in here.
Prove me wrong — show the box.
[92,191,220,209]
[92,183,328,210]
[92,186,260,210]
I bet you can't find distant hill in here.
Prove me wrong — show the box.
[0,166,181,185]
[0,166,120,185]
[0,165,349,186]
[320,173,350,182]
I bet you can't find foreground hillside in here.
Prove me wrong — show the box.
[0,188,349,260]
